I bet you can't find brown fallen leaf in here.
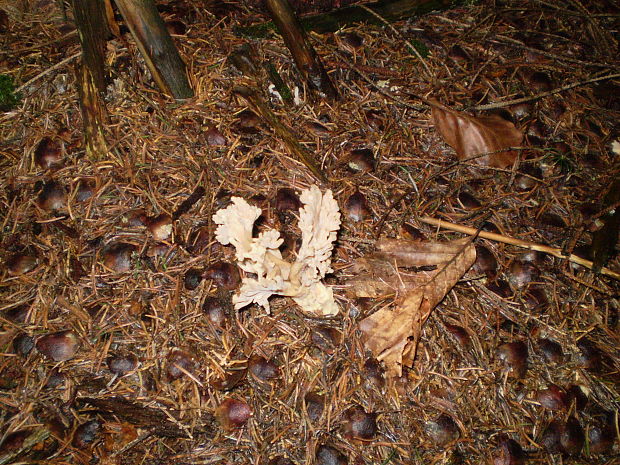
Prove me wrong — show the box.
[347,238,471,298]
[375,237,471,267]
[431,99,523,168]
[356,239,476,376]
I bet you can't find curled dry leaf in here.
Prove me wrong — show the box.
[431,99,523,168]
[356,239,476,376]
[347,237,472,298]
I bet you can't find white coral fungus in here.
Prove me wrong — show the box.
[212,185,341,316]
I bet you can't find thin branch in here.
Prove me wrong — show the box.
[359,4,433,78]
[16,51,83,94]
[467,73,620,111]
[419,216,620,281]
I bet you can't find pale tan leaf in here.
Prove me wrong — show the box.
[359,241,476,377]
[346,257,427,297]
[431,99,523,168]
[375,237,471,267]
[346,238,471,298]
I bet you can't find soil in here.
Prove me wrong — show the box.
[0,1,619,464]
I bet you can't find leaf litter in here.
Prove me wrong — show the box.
[0,0,619,464]
[354,238,477,376]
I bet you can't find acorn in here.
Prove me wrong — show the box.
[236,109,261,133]
[343,405,377,440]
[4,304,30,323]
[560,416,584,455]
[306,121,330,135]
[206,127,227,146]
[37,181,66,211]
[45,368,66,388]
[311,325,342,354]
[203,261,240,290]
[473,245,497,277]
[316,445,347,465]
[210,368,246,391]
[166,350,195,380]
[75,180,95,202]
[0,430,29,453]
[184,268,203,290]
[540,420,563,453]
[535,384,568,410]
[400,223,426,241]
[362,358,385,390]
[72,419,100,448]
[486,279,513,298]
[146,213,172,241]
[425,415,460,446]
[346,148,375,173]
[268,456,294,465]
[588,418,615,454]
[508,260,540,290]
[36,330,80,361]
[527,71,553,92]
[576,338,602,371]
[493,435,525,465]
[215,397,252,430]
[34,137,62,169]
[165,19,186,35]
[107,353,138,376]
[275,188,301,211]
[345,191,370,222]
[444,323,471,348]
[457,191,481,210]
[522,286,548,310]
[102,243,136,272]
[6,252,38,276]
[365,109,385,131]
[13,334,34,357]
[248,355,279,383]
[497,341,528,378]
[202,296,228,326]
[304,392,324,422]
[537,338,564,364]
[340,31,364,49]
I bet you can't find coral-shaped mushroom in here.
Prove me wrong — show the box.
[212,185,341,316]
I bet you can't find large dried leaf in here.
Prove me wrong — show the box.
[358,241,476,377]
[374,237,471,267]
[347,238,471,298]
[347,257,430,297]
[431,100,523,168]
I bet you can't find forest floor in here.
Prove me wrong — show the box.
[0,0,619,464]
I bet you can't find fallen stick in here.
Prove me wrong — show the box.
[467,73,620,112]
[16,51,82,94]
[233,86,328,183]
[419,216,620,281]
[0,428,50,465]
[266,0,338,101]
